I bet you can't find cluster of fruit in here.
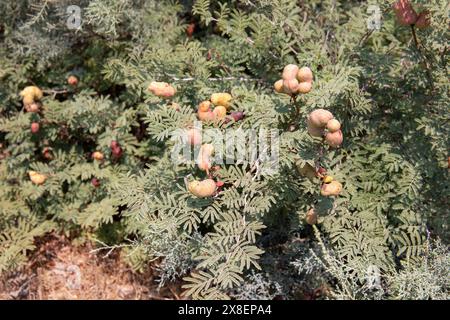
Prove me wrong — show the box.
[187,143,220,198]
[274,65,313,96]
[20,86,44,134]
[148,81,176,98]
[307,109,343,148]
[393,0,430,28]
[197,93,239,123]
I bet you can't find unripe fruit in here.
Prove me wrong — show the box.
[31,122,40,134]
[325,130,343,148]
[188,179,217,198]
[305,208,318,225]
[91,178,100,187]
[211,93,232,109]
[29,171,47,185]
[308,109,334,128]
[213,105,227,120]
[25,102,40,113]
[274,79,284,93]
[187,128,202,145]
[148,81,176,98]
[92,151,104,161]
[297,81,312,94]
[198,101,211,112]
[321,180,342,196]
[297,67,313,83]
[323,175,333,184]
[415,11,430,29]
[282,64,299,80]
[67,75,78,86]
[283,78,299,94]
[326,119,341,132]
[393,0,418,26]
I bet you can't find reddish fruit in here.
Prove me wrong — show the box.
[213,106,227,120]
[321,180,343,196]
[308,109,334,128]
[112,146,123,159]
[187,128,202,145]
[415,11,430,29]
[231,111,244,122]
[31,122,40,133]
[216,181,224,187]
[91,178,100,187]
[393,0,418,26]
[283,78,300,94]
[110,140,119,149]
[26,102,40,113]
[325,130,343,148]
[198,110,215,122]
[92,151,104,161]
[198,101,211,112]
[306,208,318,225]
[186,23,195,37]
[67,75,78,86]
[317,167,327,176]
[42,147,53,160]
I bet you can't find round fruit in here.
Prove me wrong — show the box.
[186,23,195,37]
[297,81,312,94]
[308,109,334,128]
[42,147,53,160]
[283,78,299,94]
[326,119,341,132]
[323,175,333,184]
[188,179,217,198]
[198,110,215,122]
[31,122,40,133]
[325,130,343,148]
[26,102,41,113]
[231,111,244,122]
[305,208,318,225]
[307,118,325,137]
[274,79,284,93]
[92,151,104,161]
[20,86,43,100]
[23,95,35,106]
[29,171,47,185]
[296,67,313,83]
[321,180,342,196]
[187,128,202,145]
[110,140,119,149]
[282,64,299,81]
[211,93,232,109]
[148,81,176,98]
[67,75,78,86]
[213,106,227,120]
[91,178,100,187]
[393,0,418,26]
[415,11,430,29]
[198,100,211,112]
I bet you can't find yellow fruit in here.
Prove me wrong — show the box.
[283,78,299,94]
[148,81,176,98]
[211,93,232,109]
[187,128,202,145]
[92,151,104,161]
[274,79,284,93]
[326,119,341,132]
[188,179,217,198]
[308,109,334,128]
[321,180,342,196]
[305,208,318,225]
[323,175,333,184]
[20,86,43,101]
[29,171,47,185]
[325,130,343,148]
[282,64,299,81]
[22,95,35,106]
[296,67,313,83]
[297,81,312,94]
[198,100,211,112]
[213,105,227,120]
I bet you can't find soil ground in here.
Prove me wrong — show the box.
[0,234,182,300]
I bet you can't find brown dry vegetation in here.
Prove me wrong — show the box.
[0,234,182,300]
